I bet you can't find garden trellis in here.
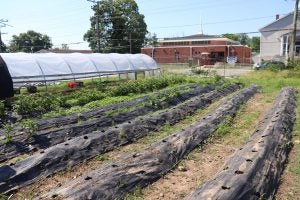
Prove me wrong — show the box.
[0,52,160,87]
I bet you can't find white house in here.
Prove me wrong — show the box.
[259,12,300,61]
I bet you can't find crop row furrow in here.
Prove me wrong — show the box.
[0,84,215,162]
[185,87,296,200]
[0,83,199,138]
[0,84,241,194]
[42,85,259,200]
[35,83,200,130]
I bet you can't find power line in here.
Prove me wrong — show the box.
[0,0,251,28]
[7,27,291,48]
[142,0,245,15]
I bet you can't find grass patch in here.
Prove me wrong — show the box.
[123,187,143,200]
[236,70,300,198]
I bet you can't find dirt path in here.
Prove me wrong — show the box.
[142,142,235,200]
[11,94,227,200]
[140,93,274,200]
[276,143,300,200]
[9,91,276,200]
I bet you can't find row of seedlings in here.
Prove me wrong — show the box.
[0,83,217,162]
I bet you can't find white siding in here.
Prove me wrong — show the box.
[260,13,300,61]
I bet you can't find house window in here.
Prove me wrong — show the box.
[281,35,289,56]
[295,46,300,56]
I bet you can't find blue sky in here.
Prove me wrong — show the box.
[0,0,296,50]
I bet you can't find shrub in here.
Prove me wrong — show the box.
[22,119,38,138]
[2,123,13,143]
[109,76,187,96]
[191,67,209,76]
[13,94,61,116]
[63,89,107,107]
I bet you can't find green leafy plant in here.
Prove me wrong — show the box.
[0,193,8,200]
[2,124,13,144]
[123,187,143,200]
[13,93,61,116]
[22,119,38,138]
[214,115,234,137]
[109,76,187,96]
[191,67,209,76]
[95,153,110,161]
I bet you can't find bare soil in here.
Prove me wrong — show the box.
[275,140,300,200]
[12,99,222,200]
[142,142,235,200]
[141,93,273,200]
[10,92,280,200]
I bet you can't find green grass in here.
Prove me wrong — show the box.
[290,93,300,177]
[123,187,143,200]
[236,70,300,198]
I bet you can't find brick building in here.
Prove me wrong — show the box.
[141,34,251,65]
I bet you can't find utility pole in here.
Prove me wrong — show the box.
[290,0,299,62]
[0,19,12,53]
[87,0,101,53]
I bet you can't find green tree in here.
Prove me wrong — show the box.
[84,0,147,53]
[222,33,250,46]
[250,36,260,52]
[0,41,6,53]
[239,33,250,45]
[0,35,6,52]
[144,33,158,47]
[222,33,240,42]
[8,30,52,53]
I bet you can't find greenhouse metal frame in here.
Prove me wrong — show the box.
[0,52,160,86]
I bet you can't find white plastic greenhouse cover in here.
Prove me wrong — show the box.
[0,53,159,84]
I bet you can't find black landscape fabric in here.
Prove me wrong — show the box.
[185,87,296,200]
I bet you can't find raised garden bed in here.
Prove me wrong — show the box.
[0,84,243,194]
[0,83,216,162]
[185,87,296,200]
[35,83,201,130]
[38,85,259,199]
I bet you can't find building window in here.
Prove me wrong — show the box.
[281,35,289,57]
[191,40,210,45]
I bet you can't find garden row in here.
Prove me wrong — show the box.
[0,76,203,120]
[41,86,296,200]
[0,83,242,194]
[185,87,296,199]
[1,82,295,199]
[18,82,202,131]
[0,82,217,162]
[43,85,259,199]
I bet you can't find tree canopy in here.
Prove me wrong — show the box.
[8,30,52,53]
[222,33,250,45]
[0,37,6,53]
[222,33,260,52]
[84,0,147,53]
[144,33,158,47]
[250,36,260,52]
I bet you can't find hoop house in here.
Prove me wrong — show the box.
[0,52,160,86]
[0,53,160,99]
